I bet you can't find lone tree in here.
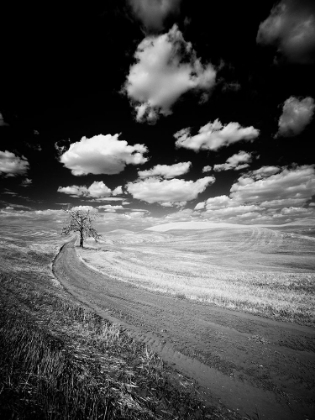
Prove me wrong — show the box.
[62,209,101,247]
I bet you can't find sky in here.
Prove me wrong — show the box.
[1,0,315,230]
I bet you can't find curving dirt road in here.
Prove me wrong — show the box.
[53,239,315,420]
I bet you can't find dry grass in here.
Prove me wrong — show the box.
[78,227,315,326]
[0,224,238,420]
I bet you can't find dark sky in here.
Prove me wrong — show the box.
[1,0,315,228]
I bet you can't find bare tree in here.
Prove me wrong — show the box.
[62,209,101,247]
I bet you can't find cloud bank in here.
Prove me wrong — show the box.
[59,134,148,175]
[194,165,315,224]
[124,25,216,122]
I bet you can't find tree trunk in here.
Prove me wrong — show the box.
[80,233,84,247]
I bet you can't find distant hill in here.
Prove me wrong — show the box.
[146,222,250,232]
[107,229,135,235]
[146,221,314,232]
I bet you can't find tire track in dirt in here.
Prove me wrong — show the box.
[53,239,315,420]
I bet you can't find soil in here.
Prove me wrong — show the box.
[53,239,315,420]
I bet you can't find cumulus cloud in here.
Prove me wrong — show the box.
[91,197,125,202]
[213,151,252,172]
[123,25,216,122]
[230,165,315,205]
[260,198,307,208]
[0,150,29,177]
[251,166,281,178]
[280,206,312,215]
[58,185,89,197]
[126,176,215,206]
[205,204,261,218]
[276,96,314,137]
[138,161,191,178]
[257,0,315,63]
[194,201,206,210]
[201,195,233,210]
[128,0,182,31]
[59,134,148,175]
[174,119,259,152]
[58,181,122,199]
[71,206,98,213]
[193,165,315,224]
[98,204,124,210]
[202,165,212,173]
[195,196,258,216]
[35,209,68,216]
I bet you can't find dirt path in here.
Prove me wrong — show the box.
[53,240,315,420]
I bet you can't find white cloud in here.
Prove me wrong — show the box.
[230,165,315,205]
[280,206,312,215]
[59,134,148,175]
[202,165,212,173]
[20,178,32,187]
[194,201,206,210]
[91,197,125,202]
[204,204,260,218]
[98,204,124,210]
[71,206,98,213]
[57,181,122,199]
[58,185,89,197]
[174,119,259,151]
[128,0,182,31]
[251,166,281,179]
[191,166,315,224]
[0,113,9,127]
[123,25,216,122]
[164,208,196,222]
[87,181,112,198]
[203,195,234,210]
[213,151,252,172]
[257,0,315,63]
[277,96,314,137]
[138,161,191,178]
[130,208,149,212]
[126,176,215,206]
[35,209,67,216]
[112,186,123,195]
[260,198,306,208]
[0,150,29,176]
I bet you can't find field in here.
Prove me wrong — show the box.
[78,224,315,326]
[0,220,231,420]
[1,219,315,419]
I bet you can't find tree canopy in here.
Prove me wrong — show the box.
[61,209,101,247]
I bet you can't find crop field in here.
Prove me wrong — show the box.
[78,224,315,326]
